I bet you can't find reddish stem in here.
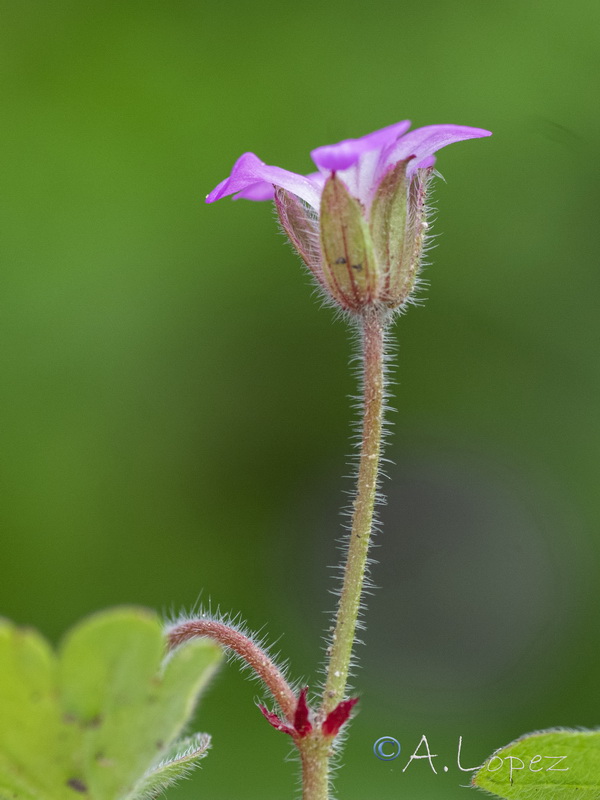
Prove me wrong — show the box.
[167,619,297,721]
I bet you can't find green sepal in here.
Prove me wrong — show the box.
[369,159,409,304]
[274,187,321,271]
[472,728,600,800]
[319,175,377,311]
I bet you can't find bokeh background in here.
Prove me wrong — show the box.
[1,1,599,797]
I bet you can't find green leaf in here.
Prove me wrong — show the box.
[129,733,211,800]
[0,608,222,800]
[0,622,68,800]
[472,728,600,800]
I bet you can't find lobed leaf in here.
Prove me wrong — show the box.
[0,608,221,800]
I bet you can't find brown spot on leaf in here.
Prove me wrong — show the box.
[94,752,114,768]
[66,778,88,793]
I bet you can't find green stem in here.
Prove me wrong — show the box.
[323,307,388,712]
[300,308,388,800]
[299,735,331,800]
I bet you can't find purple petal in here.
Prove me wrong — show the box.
[232,181,276,201]
[306,170,327,193]
[415,154,436,170]
[206,152,322,209]
[232,171,326,202]
[311,120,411,172]
[384,124,492,176]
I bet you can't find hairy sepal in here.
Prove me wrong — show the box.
[319,175,377,312]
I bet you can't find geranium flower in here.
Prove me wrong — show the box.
[207,120,491,313]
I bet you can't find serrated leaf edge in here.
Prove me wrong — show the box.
[126,733,211,800]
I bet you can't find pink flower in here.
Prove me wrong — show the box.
[207,120,491,313]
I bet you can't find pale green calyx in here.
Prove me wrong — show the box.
[275,162,430,315]
[369,159,424,309]
[319,175,378,311]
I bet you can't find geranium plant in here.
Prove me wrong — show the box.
[196,120,492,798]
[2,118,596,800]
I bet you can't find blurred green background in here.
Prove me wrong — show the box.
[1,0,599,797]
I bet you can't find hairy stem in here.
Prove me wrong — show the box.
[322,307,387,712]
[299,735,331,800]
[167,618,297,720]
[300,308,388,800]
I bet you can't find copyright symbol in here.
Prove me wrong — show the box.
[373,736,401,761]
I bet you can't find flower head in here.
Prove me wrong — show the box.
[207,120,491,314]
